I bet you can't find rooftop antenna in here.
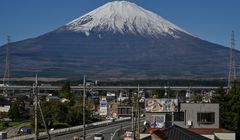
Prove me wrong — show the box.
[228,31,237,88]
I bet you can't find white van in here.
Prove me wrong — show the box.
[93,133,104,140]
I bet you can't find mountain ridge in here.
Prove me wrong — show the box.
[0,1,236,80]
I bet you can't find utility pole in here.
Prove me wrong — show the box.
[132,106,134,132]
[131,97,135,140]
[34,74,38,140]
[83,75,86,140]
[34,74,51,140]
[137,85,140,140]
[228,30,237,88]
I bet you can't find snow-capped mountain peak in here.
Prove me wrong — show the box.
[64,1,190,38]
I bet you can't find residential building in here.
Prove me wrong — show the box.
[145,99,219,129]
[0,98,10,113]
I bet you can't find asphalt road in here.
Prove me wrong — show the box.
[41,120,133,140]
[5,122,30,138]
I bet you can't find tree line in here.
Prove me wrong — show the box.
[212,82,240,135]
[8,82,100,130]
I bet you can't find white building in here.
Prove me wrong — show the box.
[0,98,10,113]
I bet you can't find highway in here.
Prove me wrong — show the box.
[40,120,133,140]
[0,85,228,91]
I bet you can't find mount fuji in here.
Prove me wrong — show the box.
[0,1,236,80]
[63,1,189,38]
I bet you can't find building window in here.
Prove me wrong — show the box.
[197,112,215,124]
[152,115,165,123]
[151,115,166,128]
[174,112,184,121]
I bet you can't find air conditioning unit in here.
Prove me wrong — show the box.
[187,120,192,126]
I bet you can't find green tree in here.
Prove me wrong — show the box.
[66,102,83,125]
[211,87,229,128]
[66,99,98,126]
[59,82,73,100]
[8,102,20,120]
[151,89,165,98]
[8,97,27,120]
[39,100,68,128]
[212,84,240,134]
[191,94,202,103]
[226,83,240,133]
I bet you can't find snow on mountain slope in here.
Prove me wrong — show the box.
[64,1,190,38]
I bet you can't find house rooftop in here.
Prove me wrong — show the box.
[188,128,233,135]
[145,125,211,140]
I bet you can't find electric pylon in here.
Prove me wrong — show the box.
[3,36,11,96]
[228,31,237,88]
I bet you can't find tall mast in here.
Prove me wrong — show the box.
[228,31,237,88]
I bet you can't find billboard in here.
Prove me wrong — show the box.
[100,106,107,116]
[100,96,107,105]
[145,98,178,112]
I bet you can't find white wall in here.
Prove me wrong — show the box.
[0,105,10,112]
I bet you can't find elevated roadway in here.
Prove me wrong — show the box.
[6,119,133,140]
[41,120,132,140]
[0,85,228,91]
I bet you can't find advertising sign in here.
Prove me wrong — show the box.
[100,106,107,116]
[145,98,178,112]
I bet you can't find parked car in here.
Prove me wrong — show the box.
[93,133,104,140]
[18,128,31,135]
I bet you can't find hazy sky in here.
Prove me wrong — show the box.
[0,0,239,49]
